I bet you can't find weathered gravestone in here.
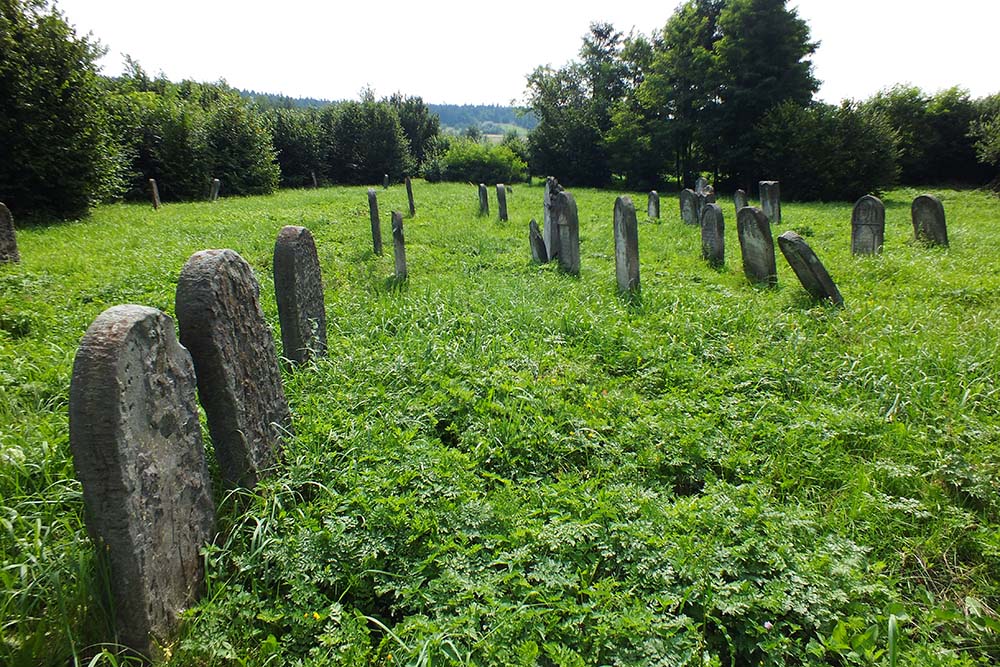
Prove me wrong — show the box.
[383,174,389,189]
[274,226,327,364]
[0,202,20,264]
[553,190,580,275]
[311,171,318,189]
[405,176,415,216]
[391,211,408,280]
[69,305,216,659]
[543,177,563,260]
[695,176,709,195]
[210,178,221,202]
[704,185,715,200]
[680,188,698,225]
[175,249,291,488]
[759,181,781,226]
[778,231,844,306]
[701,203,725,268]
[695,192,713,226]
[911,194,948,246]
[851,195,885,255]
[734,189,748,214]
[613,196,640,294]
[737,207,777,286]
[647,191,660,219]
[149,178,161,210]
[497,184,508,221]
[368,188,383,255]
[479,183,490,216]
[529,219,548,263]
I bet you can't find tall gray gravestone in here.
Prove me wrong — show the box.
[553,190,580,275]
[149,178,161,210]
[210,178,221,202]
[383,174,389,189]
[695,192,711,226]
[680,188,698,225]
[405,176,415,216]
[311,171,318,189]
[69,305,216,659]
[274,226,327,364]
[647,191,660,219]
[695,176,708,194]
[0,202,20,264]
[529,219,548,263]
[737,207,777,286]
[911,194,948,246]
[175,249,291,488]
[759,181,781,226]
[613,196,640,294]
[701,203,725,268]
[734,189,748,213]
[497,184,508,221]
[391,210,408,280]
[479,184,490,216]
[368,188,383,255]
[851,195,885,255]
[543,177,563,260]
[778,231,844,306]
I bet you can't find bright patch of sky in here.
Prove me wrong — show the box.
[55,0,999,105]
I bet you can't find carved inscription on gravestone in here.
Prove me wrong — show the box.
[851,195,885,255]
[737,206,777,285]
[274,226,327,364]
[911,194,948,246]
[778,231,844,305]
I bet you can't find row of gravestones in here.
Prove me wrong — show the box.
[478,183,510,221]
[147,178,223,209]
[69,226,330,658]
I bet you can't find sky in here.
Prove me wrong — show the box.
[55,0,1000,106]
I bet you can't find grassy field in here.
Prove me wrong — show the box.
[1,182,998,666]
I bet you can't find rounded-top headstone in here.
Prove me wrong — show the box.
[777,231,844,306]
[701,202,725,267]
[851,195,885,255]
[0,202,20,263]
[911,194,947,246]
[736,206,777,286]
[274,226,327,364]
[679,189,698,225]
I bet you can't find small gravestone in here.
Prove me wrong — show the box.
[497,184,508,221]
[405,176,415,216]
[737,207,777,286]
[553,190,580,275]
[69,305,216,659]
[311,171,318,188]
[759,181,781,226]
[701,203,725,268]
[912,194,948,246]
[734,189,748,213]
[0,202,20,264]
[368,188,383,255]
[274,226,327,364]
[210,178,221,202]
[529,219,548,263]
[391,211,407,280]
[680,189,698,225]
[695,176,708,195]
[778,231,844,305]
[613,196,640,294]
[383,174,389,189]
[695,192,711,226]
[149,178,161,210]
[851,195,885,255]
[543,177,563,259]
[479,184,490,216]
[647,191,660,219]
[175,249,291,488]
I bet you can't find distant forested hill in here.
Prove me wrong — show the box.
[240,90,338,109]
[429,104,537,133]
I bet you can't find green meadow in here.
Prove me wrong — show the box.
[1,182,998,666]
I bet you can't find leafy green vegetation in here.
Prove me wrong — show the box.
[1,183,998,666]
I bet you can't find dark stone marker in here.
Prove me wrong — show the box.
[734,189,748,213]
[543,177,563,260]
[0,202,20,264]
[736,206,777,286]
[497,183,508,221]
[695,192,711,226]
[529,219,548,263]
[695,176,708,195]
[680,188,698,225]
[149,178,161,210]
[311,171,318,188]
[368,188,383,255]
[383,174,389,189]
[175,249,291,488]
[69,305,216,659]
[274,226,327,364]
[701,203,725,267]
[851,195,885,255]
[405,176,415,216]
[210,178,221,202]
[759,180,781,226]
[391,211,407,280]
[647,191,660,219]
[553,190,580,275]
[912,194,948,246]
[777,231,844,305]
[479,183,490,216]
[613,196,640,294]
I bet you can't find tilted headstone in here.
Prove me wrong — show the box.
[0,202,20,264]
[695,176,708,195]
[391,211,407,280]
[613,196,640,294]
[383,174,389,189]
[479,183,490,216]
[851,195,885,255]
[736,206,777,286]
[274,226,328,364]
[679,188,698,225]
[911,194,948,246]
[701,203,725,268]
[543,176,563,259]
[149,178,161,210]
[647,191,660,219]
[210,178,221,202]
[69,305,216,659]
[529,219,548,263]
[734,189,748,213]
[368,188,383,255]
[778,231,844,305]
[759,181,781,226]
[553,190,580,275]
[497,184,508,221]
[405,176,415,216]
[175,249,291,488]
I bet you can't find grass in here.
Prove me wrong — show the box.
[1,181,998,666]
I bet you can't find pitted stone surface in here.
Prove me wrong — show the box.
[737,207,777,286]
[701,203,725,267]
[680,189,698,225]
[274,226,327,363]
[553,190,580,275]
[614,196,640,293]
[368,189,383,255]
[778,231,844,305]
[529,219,548,263]
[912,194,947,246]
[0,202,19,263]
[851,195,885,255]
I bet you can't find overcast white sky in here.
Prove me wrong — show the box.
[56,0,999,106]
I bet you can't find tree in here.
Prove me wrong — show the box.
[204,98,280,196]
[321,97,413,185]
[388,94,440,169]
[971,93,1000,189]
[266,108,324,188]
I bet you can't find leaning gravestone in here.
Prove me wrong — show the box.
[647,191,660,219]
[479,183,490,216]
[737,207,777,286]
[405,176,416,216]
[497,184,508,221]
[210,178,221,202]
[701,203,725,268]
[911,194,948,246]
[613,196,640,294]
[778,231,844,306]
[274,226,327,364]
[695,176,708,195]
[391,211,408,280]
[175,249,291,488]
[0,202,20,264]
[149,178,161,210]
[851,195,885,255]
[734,189,748,214]
[69,305,216,659]
[543,177,563,260]
[680,188,698,225]
[553,190,580,275]
[529,219,548,263]
[759,181,781,226]
[368,188,383,255]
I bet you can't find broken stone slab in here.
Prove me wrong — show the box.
[392,210,407,280]
[851,195,885,255]
[911,194,948,246]
[701,202,725,268]
[368,188,383,255]
[529,219,548,263]
[274,226,327,364]
[613,196,640,294]
[0,202,20,264]
[497,183,508,221]
[777,231,844,306]
[759,180,781,226]
[737,206,777,286]
[553,190,580,275]
[679,188,698,225]
[647,191,660,219]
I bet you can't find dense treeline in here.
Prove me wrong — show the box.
[429,103,537,133]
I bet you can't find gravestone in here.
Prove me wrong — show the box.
[69,305,216,659]
[680,188,698,225]
[149,178,161,210]
[552,190,580,275]
[543,177,563,260]
[368,188,383,255]
[529,219,548,263]
[274,226,327,364]
[391,211,407,280]
[695,176,708,194]
[479,183,490,216]
[383,174,389,189]
[734,189,748,213]
[736,206,777,286]
[613,196,640,294]
[647,191,660,219]
[851,195,885,255]
[777,231,844,306]
[210,178,221,202]
[0,202,20,264]
[759,181,781,226]
[175,249,291,488]
[497,184,508,221]
[911,194,948,246]
[701,203,725,268]
[405,176,415,216]
[695,192,711,226]
[311,171,318,188]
